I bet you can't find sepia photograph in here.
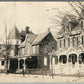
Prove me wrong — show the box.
[0,1,84,83]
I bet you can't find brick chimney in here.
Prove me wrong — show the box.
[48,28,50,32]
[26,26,30,33]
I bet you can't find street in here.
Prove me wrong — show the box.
[0,73,84,83]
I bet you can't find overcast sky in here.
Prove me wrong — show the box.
[0,2,78,43]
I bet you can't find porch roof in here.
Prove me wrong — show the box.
[9,54,39,59]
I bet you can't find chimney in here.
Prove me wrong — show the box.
[26,26,30,33]
[48,28,50,32]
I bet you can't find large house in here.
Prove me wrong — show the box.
[18,28,56,73]
[1,25,56,73]
[49,8,84,75]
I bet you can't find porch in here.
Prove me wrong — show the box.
[49,47,84,76]
[7,55,39,73]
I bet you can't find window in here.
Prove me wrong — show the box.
[79,53,84,64]
[70,37,73,46]
[60,40,61,48]
[10,50,14,56]
[82,35,83,45]
[44,57,47,66]
[79,55,82,64]
[83,20,84,29]
[16,40,18,45]
[69,54,77,64]
[59,55,67,64]
[68,22,72,32]
[64,39,65,47]
[77,36,78,47]
[68,38,70,47]
[52,57,55,65]
[73,37,74,46]
[11,39,16,44]
[22,48,24,54]
[1,61,4,66]
[63,56,67,64]
[33,46,36,54]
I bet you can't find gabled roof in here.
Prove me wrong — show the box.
[71,23,82,34]
[19,33,37,48]
[20,30,56,47]
[26,33,37,43]
[8,26,21,39]
[32,31,50,45]
[62,14,77,24]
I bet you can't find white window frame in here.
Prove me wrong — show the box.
[44,57,47,66]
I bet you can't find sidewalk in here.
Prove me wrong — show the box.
[0,73,84,83]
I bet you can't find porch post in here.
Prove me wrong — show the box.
[49,53,52,70]
[8,59,10,70]
[18,58,20,70]
[23,57,26,70]
[77,54,79,75]
[77,54,79,66]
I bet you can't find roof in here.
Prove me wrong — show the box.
[32,31,50,45]
[20,30,34,36]
[19,33,37,48]
[62,14,78,25]
[8,26,21,39]
[71,24,82,34]
[26,33,37,43]
[0,53,4,59]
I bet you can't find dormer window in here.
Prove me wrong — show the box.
[81,19,84,29]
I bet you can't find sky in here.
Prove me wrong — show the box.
[0,2,79,43]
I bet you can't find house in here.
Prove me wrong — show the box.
[32,28,57,69]
[17,28,57,73]
[7,25,21,73]
[49,8,84,75]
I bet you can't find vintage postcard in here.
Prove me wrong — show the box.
[0,1,84,83]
